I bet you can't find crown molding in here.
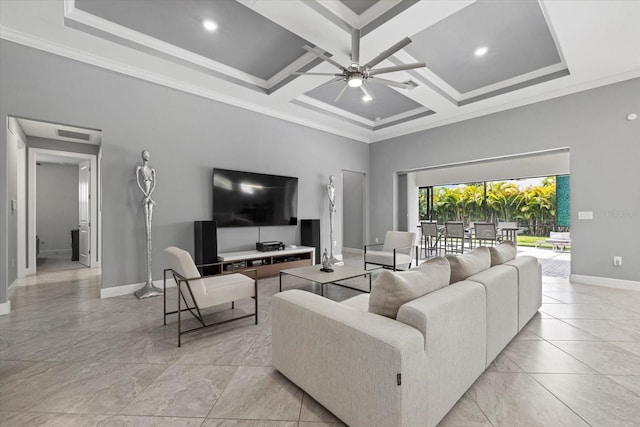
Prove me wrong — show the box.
[0,25,370,143]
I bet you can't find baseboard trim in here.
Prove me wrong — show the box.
[100,278,176,299]
[0,279,20,315]
[570,274,640,291]
[342,247,364,255]
[0,300,11,315]
[39,249,72,256]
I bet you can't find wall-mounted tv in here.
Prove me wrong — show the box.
[213,168,298,227]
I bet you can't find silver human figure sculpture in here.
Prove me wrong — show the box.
[134,150,163,299]
[326,175,341,265]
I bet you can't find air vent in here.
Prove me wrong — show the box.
[57,129,91,140]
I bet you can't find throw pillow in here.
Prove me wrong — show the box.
[488,241,517,266]
[446,246,491,284]
[368,257,450,319]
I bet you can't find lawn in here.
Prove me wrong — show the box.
[517,235,553,248]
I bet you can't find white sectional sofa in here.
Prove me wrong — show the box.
[272,242,542,427]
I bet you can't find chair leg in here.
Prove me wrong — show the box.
[254,280,258,325]
[177,281,182,348]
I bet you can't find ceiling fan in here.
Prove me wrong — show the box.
[294,28,426,102]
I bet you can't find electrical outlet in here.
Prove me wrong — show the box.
[333,240,337,247]
[12,258,15,268]
[375,237,379,243]
[613,256,622,267]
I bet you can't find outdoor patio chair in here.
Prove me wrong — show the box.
[444,222,471,254]
[537,231,571,252]
[473,222,499,246]
[164,246,258,347]
[420,221,441,258]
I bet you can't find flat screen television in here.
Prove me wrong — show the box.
[213,168,298,227]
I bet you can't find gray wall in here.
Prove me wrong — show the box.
[370,78,640,282]
[0,40,369,297]
[36,163,79,254]
[342,170,365,249]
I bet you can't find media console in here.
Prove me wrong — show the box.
[217,246,315,279]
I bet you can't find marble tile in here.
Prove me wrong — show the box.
[524,318,600,341]
[0,330,37,350]
[244,333,272,366]
[300,393,343,423]
[438,396,492,426]
[87,332,183,365]
[298,424,345,427]
[533,374,640,426]
[607,375,640,397]
[121,364,236,417]
[0,360,39,384]
[469,372,589,426]
[542,291,609,304]
[105,415,204,426]
[486,353,523,373]
[541,295,564,303]
[610,341,640,357]
[551,341,640,375]
[14,296,110,313]
[0,331,98,361]
[0,412,112,426]
[0,310,89,332]
[503,340,595,374]
[173,332,258,366]
[511,328,542,341]
[208,366,303,420]
[0,362,71,411]
[561,319,640,341]
[31,363,166,414]
[540,303,640,320]
[203,420,297,427]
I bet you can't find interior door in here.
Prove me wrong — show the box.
[78,160,91,267]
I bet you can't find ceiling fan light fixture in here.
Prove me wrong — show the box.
[202,19,218,32]
[474,46,489,57]
[348,75,363,87]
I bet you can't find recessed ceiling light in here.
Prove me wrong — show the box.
[202,19,218,32]
[627,113,638,121]
[362,95,372,102]
[474,46,489,57]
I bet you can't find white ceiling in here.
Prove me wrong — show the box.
[1,0,639,143]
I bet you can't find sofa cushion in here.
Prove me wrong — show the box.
[368,257,450,319]
[488,241,517,266]
[446,247,491,284]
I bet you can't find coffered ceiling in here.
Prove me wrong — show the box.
[1,0,639,143]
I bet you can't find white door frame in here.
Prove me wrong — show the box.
[15,128,27,278]
[27,148,100,272]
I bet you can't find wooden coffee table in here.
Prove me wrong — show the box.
[279,264,372,296]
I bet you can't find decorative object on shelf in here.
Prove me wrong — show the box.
[134,149,163,299]
[320,248,334,273]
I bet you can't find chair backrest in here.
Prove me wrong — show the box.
[382,231,416,256]
[549,231,570,240]
[445,222,465,238]
[498,221,518,229]
[164,246,207,304]
[420,222,439,238]
[474,222,497,239]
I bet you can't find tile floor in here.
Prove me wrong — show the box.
[2,257,640,426]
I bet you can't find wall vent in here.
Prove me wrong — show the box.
[57,129,91,140]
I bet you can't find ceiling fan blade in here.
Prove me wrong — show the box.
[368,62,426,76]
[303,45,347,72]
[368,76,411,88]
[334,84,349,103]
[364,37,412,69]
[360,82,374,100]
[292,72,344,76]
[316,77,344,90]
[351,28,360,65]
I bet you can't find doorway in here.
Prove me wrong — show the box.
[342,170,366,253]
